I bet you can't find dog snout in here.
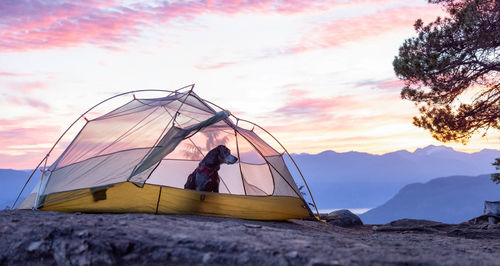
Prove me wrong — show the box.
[224,154,238,164]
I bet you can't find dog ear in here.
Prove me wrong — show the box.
[204,148,218,165]
[216,145,227,163]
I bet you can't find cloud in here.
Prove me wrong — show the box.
[0,125,59,150]
[0,1,155,51]
[0,0,427,52]
[289,5,445,52]
[354,78,405,90]
[0,72,31,77]
[6,81,47,93]
[24,98,52,112]
[195,61,238,70]
[187,3,446,69]
[274,93,385,121]
[263,90,416,140]
[4,95,52,112]
[0,0,338,52]
[0,117,61,168]
[275,95,350,116]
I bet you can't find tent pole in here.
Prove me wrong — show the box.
[40,86,192,165]
[234,120,247,195]
[129,86,195,183]
[172,84,195,125]
[151,87,194,207]
[33,154,49,209]
[155,186,162,214]
[234,128,303,198]
[11,155,47,209]
[234,118,322,221]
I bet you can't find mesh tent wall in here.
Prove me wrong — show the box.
[16,86,318,220]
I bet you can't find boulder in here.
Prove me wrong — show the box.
[326,209,363,227]
[484,201,500,224]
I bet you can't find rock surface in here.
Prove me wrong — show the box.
[326,209,363,227]
[1,210,500,265]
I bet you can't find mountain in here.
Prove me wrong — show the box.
[288,145,500,210]
[0,169,38,209]
[360,174,500,224]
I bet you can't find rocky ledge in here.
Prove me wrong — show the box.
[0,210,499,265]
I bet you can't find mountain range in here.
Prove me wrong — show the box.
[289,145,500,210]
[360,174,500,224]
[0,169,38,209]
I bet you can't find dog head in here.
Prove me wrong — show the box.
[201,145,238,168]
[216,145,238,164]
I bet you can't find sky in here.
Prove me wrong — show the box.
[1,0,499,169]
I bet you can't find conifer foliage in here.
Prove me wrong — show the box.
[393,0,500,182]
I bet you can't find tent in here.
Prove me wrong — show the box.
[15,85,320,220]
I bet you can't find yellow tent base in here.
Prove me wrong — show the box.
[40,182,311,220]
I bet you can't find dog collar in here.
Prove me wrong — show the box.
[197,165,215,177]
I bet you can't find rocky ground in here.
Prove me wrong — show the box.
[0,210,499,266]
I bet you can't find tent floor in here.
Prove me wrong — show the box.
[40,182,311,220]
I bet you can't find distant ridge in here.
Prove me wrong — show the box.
[0,169,38,209]
[360,174,500,224]
[289,145,500,210]
[300,145,497,157]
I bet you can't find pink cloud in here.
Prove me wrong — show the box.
[355,78,405,90]
[0,1,154,51]
[0,117,63,168]
[0,125,60,169]
[263,111,415,144]
[195,61,238,70]
[290,5,446,52]
[287,88,309,98]
[0,72,31,77]
[5,95,52,112]
[0,0,330,52]
[0,0,418,52]
[0,125,60,148]
[280,83,300,89]
[264,91,414,137]
[7,81,47,93]
[24,98,51,112]
[274,94,373,119]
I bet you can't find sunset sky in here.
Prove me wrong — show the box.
[1,0,499,169]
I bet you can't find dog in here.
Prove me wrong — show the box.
[184,145,238,192]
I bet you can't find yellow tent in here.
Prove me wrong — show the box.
[16,85,319,220]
